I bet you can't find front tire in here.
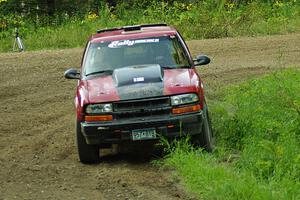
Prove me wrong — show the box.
[192,108,214,152]
[76,121,100,164]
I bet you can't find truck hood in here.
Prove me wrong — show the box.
[85,65,199,103]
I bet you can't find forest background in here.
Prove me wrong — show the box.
[0,0,299,52]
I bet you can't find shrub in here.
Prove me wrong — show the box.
[213,69,300,180]
[0,0,299,52]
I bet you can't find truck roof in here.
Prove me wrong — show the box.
[89,24,177,43]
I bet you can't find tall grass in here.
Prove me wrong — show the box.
[163,69,300,200]
[0,0,300,52]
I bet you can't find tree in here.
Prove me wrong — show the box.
[46,0,55,16]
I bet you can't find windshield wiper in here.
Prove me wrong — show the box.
[86,69,114,76]
[161,65,191,69]
[161,66,174,69]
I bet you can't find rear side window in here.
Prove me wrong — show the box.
[83,36,190,75]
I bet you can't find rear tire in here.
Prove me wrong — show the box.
[192,108,214,152]
[76,121,100,164]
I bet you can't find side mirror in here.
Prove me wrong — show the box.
[193,55,210,66]
[64,68,80,79]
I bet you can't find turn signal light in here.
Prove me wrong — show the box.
[85,115,113,122]
[172,105,201,114]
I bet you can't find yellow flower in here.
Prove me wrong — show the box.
[186,3,193,11]
[87,12,98,21]
[0,0,8,3]
[274,1,284,7]
[225,2,235,9]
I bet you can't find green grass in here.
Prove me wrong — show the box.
[0,0,300,52]
[163,69,300,200]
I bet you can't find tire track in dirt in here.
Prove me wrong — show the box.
[0,33,299,199]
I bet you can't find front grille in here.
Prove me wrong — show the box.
[113,97,171,119]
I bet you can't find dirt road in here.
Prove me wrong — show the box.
[1,33,299,200]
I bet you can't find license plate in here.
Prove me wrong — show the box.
[131,128,157,141]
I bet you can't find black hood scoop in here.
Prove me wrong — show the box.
[112,64,164,100]
[113,64,163,86]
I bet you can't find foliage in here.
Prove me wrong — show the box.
[0,0,300,52]
[214,69,300,179]
[164,69,300,200]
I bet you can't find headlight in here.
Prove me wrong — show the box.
[171,93,199,106]
[85,103,113,114]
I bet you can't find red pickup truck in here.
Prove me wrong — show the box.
[64,24,213,164]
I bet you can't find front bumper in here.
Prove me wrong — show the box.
[81,111,204,144]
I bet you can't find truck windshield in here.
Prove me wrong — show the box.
[83,36,191,76]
